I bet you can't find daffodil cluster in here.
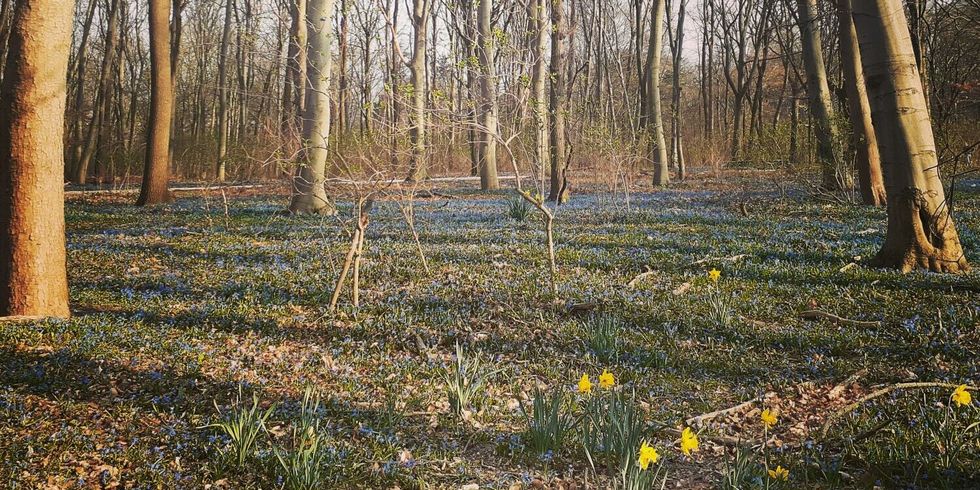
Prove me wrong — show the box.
[577,369,616,394]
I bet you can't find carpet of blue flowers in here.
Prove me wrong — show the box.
[1,178,978,488]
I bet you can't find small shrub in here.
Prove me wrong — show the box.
[521,386,576,456]
[206,386,276,469]
[507,196,533,222]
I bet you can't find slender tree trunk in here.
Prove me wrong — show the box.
[68,0,98,179]
[549,0,568,199]
[531,0,549,189]
[0,0,73,318]
[338,0,348,136]
[837,0,885,206]
[288,0,336,214]
[168,0,183,177]
[76,0,121,185]
[476,0,498,190]
[463,0,479,176]
[852,0,968,272]
[407,0,430,182]
[671,0,687,180]
[216,0,233,182]
[0,0,13,84]
[797,0,841,190]
[789,79,800,163]
[282,0,307,136]
[137,0,173,205]
[648,0,668,186]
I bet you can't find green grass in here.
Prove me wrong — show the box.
[1,180,978,487]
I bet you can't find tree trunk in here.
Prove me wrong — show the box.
[477,0,498,190]
[0,0,73,318]
[670,0,687,180]
[836,0,886,206]
[647,0,668,186]
[406,0,429,182]
[338,0,348,136]
[75,0,121,185]
[0,0,13,84]
[530,0,549,190]
[216,0,233,182]
[137,0,174,205]
[282,0,307,136]
[796,0,841,190]
[68,0,98,180]
[852,0,969,273]
[549,0,568,199]
[288,0,336,214]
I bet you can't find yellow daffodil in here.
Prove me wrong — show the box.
[577,373,592,394]
[638,441,659,470]
[708,268,721,283]
[599,369,615,389]
[680,427,700,456]
[768,465,789,481]
[761,408,778,429]
[952,384,972,407]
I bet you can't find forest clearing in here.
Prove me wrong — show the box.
[1,174,979,488]
[1,0,979,486]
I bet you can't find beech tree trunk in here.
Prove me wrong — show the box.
[530,0,549,189]
[406,0,430,182]
[647,0,668,186]
[216,0,233,182]
[137,0,174,205]
[852,0,969,272]
[0,0,72,318]
[836,0,885,206]
[288,0,336,214]
[549,0,568,199]
[476,0,498,190]
[796,0,841,190]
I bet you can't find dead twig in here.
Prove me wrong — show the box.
[689,254,748,266]
[627,266,655,288]
[801,310,881,328]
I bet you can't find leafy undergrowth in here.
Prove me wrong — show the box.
[2,176,979,489]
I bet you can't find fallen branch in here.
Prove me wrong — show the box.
[689,254,748,266]
[658,426,762,448]
[627,266,655,287]
[819,382,978,438]
[415,190,456,200]
[0,315,49,323]
[801,310,881,328]
[829,369,867,398]
[685,392,774,427]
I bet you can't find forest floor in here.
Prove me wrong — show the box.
[2,173,979,489]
